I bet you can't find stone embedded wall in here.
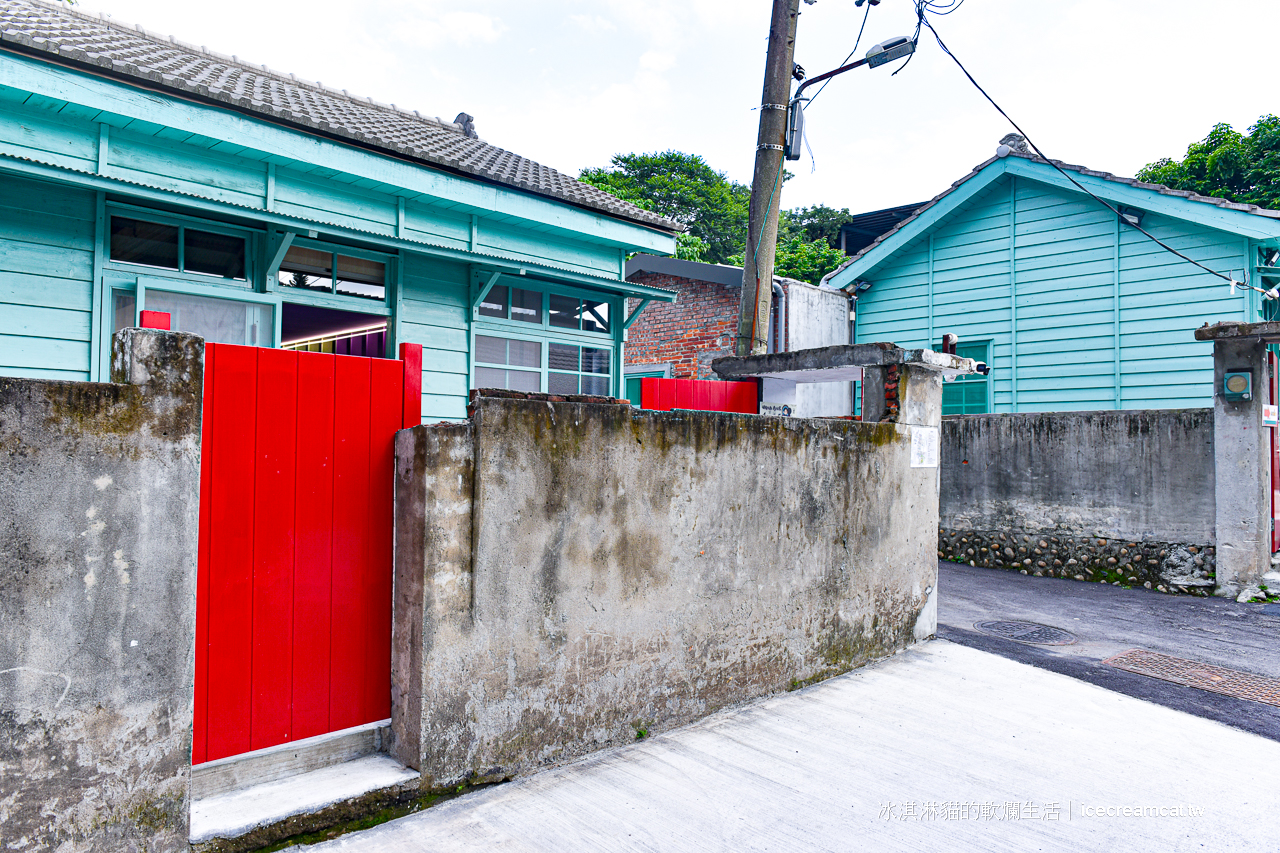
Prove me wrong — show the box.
[393,393,940,787]
[939,409,1217,594]
[938,531,1216,594]
[0,329,203,852]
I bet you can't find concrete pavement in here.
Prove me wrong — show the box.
[937,561,1280,740]
[307,640,1278,852]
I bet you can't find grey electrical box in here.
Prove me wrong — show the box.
[785,100,805,161]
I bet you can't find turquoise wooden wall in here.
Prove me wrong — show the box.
[0,51,674,421]
[854,173,1255,412]
[0,174,96,381]
[400,253,470,420]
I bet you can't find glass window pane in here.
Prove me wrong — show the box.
[581,299,610,334]
[509,339,541,368]
[475,334,508,365]
[549,293,579,329]
[110,217,179,270]
[144,290,272,346]
[582,375,610,396]
[508,370,541,393]
[479,285,508,319]
[582,347,611,375]
[185,228,246,279]
[548,343,579,372]
[548,372,578,394]
[510,288,542,324]
[112,290,136,333]
[335,254,386,300]
[475,366,506,389]
[278,245,332,292]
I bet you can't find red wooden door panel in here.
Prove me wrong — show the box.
[292,352,336,742]
[195,343,420,763]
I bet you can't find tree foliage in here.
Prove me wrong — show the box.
[581,151,854,282]
[780,204,853,249]
[579,151,750,265]
[1136,115,1280,209]
[728,237,847,286]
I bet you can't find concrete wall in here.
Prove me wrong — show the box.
[0,329,203,852]
[393,394,940,787]
[1211,336,1271,597]
[938,409,1218,592]
[787,283,852,418]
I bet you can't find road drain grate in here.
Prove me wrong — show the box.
[1103,649,1280,708]
[974,620,1077,646]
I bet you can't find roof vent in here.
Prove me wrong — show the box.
[454,112,478,139]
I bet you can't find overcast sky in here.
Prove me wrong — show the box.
[82,0,1277,215]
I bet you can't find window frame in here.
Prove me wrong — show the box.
[273,236,394,309]
[941,339,992,415]
[104,204,256,286]
[470,273,623,396]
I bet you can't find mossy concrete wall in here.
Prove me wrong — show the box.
[392,395,941,787]
[0,329,203,852]
[939,409,1218,594]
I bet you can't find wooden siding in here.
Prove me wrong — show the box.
[0,174,95,380]
[0,55,673,408]
[399,252,470,421]
[855,174,1250,412]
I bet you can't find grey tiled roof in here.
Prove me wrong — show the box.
[834,149,1280,279]
[0,0,679,233]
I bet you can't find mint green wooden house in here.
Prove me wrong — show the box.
[828,147,1280,414]
[0,0,677,421]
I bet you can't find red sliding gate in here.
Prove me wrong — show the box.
[194,343,421,764]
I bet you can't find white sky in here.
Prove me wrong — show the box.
[80,0,1277,215]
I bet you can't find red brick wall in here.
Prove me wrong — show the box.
[625,271,788,380]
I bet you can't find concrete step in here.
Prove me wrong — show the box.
[192,719,393,799]
[190,753,419,845]
[189,720,419,846]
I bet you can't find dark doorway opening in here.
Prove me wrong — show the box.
[281,303,388,357]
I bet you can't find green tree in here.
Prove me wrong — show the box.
[728,236,847,286]
[579,151,750,264]
[1137,115,1280,209]
[780,204,853,249]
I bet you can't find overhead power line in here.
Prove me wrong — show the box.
[913,3,1267,298]
[803,1,873,108]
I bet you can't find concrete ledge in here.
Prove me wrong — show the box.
[711,343,976,383]
[191,719,392,799]
[1195,320,1280,342]
[190,753,418,846]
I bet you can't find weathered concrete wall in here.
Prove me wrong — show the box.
[786,283,851,418]
[0,329,203,852]
[939,409,1218,593]
[393,395,939,787]
[1211,337,1271,598]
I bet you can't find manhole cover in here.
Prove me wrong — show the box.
[974,620,1077,645]
[1103,649,1280,707]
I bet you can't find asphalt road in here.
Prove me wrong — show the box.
[937,561,1280,741]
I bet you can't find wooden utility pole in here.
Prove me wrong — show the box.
[734,0,801,357]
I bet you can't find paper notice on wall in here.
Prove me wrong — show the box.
[910,426,940,468]
[1264,404,1278,427]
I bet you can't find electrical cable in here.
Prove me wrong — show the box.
[803,0,872,108]
[914,6,1264,297]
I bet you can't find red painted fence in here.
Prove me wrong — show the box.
[193,343,421,764]
[640,377,758,414]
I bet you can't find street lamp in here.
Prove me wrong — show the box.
[785,36,916,161]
